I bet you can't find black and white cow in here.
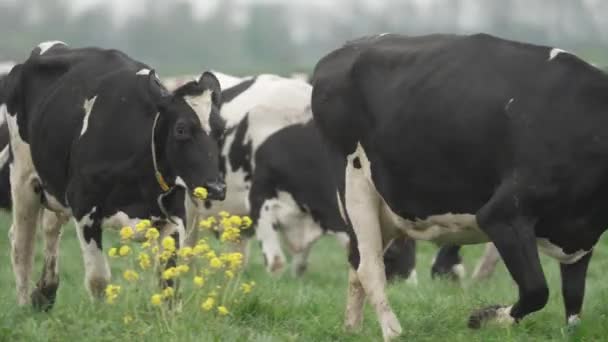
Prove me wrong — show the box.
[249,119,418,281]
[312,33,607,340]
[1,41,225,309]
[166,73,324,270]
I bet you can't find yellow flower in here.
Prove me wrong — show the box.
[145,227,160,241]
[162,236,176,252]
[199,219,213,230]
[151,294,162,306]
[229,215,242,227]
[220,227,241,242]
[193,243,209,255]
[209,290,218,297]
[210,257,223,269]
[162,267,178,280]
[217,306,229,316]
[225,270,234,279]
[119,245,131,257]
[151,246,160,254]
[104,284,121,304]
[241,283,252,294]
[108,247,118,258]
[138,252,151,270]
[220,217,232,230]
[242,216,253,228]
[194,276,205,287]
[219,211,230,218]
[135,219,151,232]
[201,297,214,311]
[176,264,190,275]
[178,247,194,258]
[123,269,139,282]
[123,315,134,325]
[221,252,244,270]
[120,226,134,241]
[205,251,217,260]
[162,287,175,299]
[193,187,208,200]
[142,241,151,249]
[160,250,173,262]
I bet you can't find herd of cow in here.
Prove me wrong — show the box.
[1,32,607,341]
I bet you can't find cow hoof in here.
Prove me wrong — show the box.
[269,256,285,275]
[293,263,307,277]
[31,285,58,311]
[468,305,515,329]
[431,264,465,282]
[381,311,403,341]
[566,315,581,333]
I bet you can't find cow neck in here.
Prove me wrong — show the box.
[151,112,173,193]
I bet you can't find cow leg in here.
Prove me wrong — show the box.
[344,163,401,341]
[431,245,465,281]
[255,207,287,274]
[9,167,42,306]
[345,266,366,331]
[74,208,110,299]
[560,251,592,327]
[469,186,547,328]
[31,210,68,311]
[291,243,313,277]
[472,243,501,281]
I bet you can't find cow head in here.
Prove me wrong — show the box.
[149,70,226,202]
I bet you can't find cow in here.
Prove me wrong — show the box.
[1,41,225,310]
[249,119,418,281]
[166,73,317,270]
[311,32,607,340]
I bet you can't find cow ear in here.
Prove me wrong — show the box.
[148,69,171,105]
[198,72,221,107]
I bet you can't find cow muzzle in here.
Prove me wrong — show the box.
[204,181,226,201]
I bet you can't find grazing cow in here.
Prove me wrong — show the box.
[312,33,607,340]
[250,119,417,281]
[168,73,316,268]
[1,41,225,309]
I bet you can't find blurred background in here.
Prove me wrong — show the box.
[0,0,606,77]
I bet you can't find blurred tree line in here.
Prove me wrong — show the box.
[0,0,606,77]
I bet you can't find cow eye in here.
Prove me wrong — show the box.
[175,123,188,138]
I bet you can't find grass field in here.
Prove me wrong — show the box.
[1,212,608,342]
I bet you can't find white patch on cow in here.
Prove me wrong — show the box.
[567,314,581,326]
[136,68,151,76]
[505,98,515,112]
[344,142,402,340]
[0,145,10,170]
[175,176,187,188]
[452,263,466,279]
[184,90,213,133]
[336,190,347,222]
[37,41,66,55]
[495,305,515,325]
[405,269,418,286]
[331,231,350,249]
[74,207,111,298]
[80,96,97,137]
[549,48,568,61]
[536,238,589,264]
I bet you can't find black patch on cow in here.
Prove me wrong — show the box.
[352,157,361,169]
[228,113,253,182]
[221,77,257,105]
[204,200,212,209]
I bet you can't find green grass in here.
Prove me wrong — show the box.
[1,211,608,342]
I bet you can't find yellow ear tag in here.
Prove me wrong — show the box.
[155,171,170,192]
